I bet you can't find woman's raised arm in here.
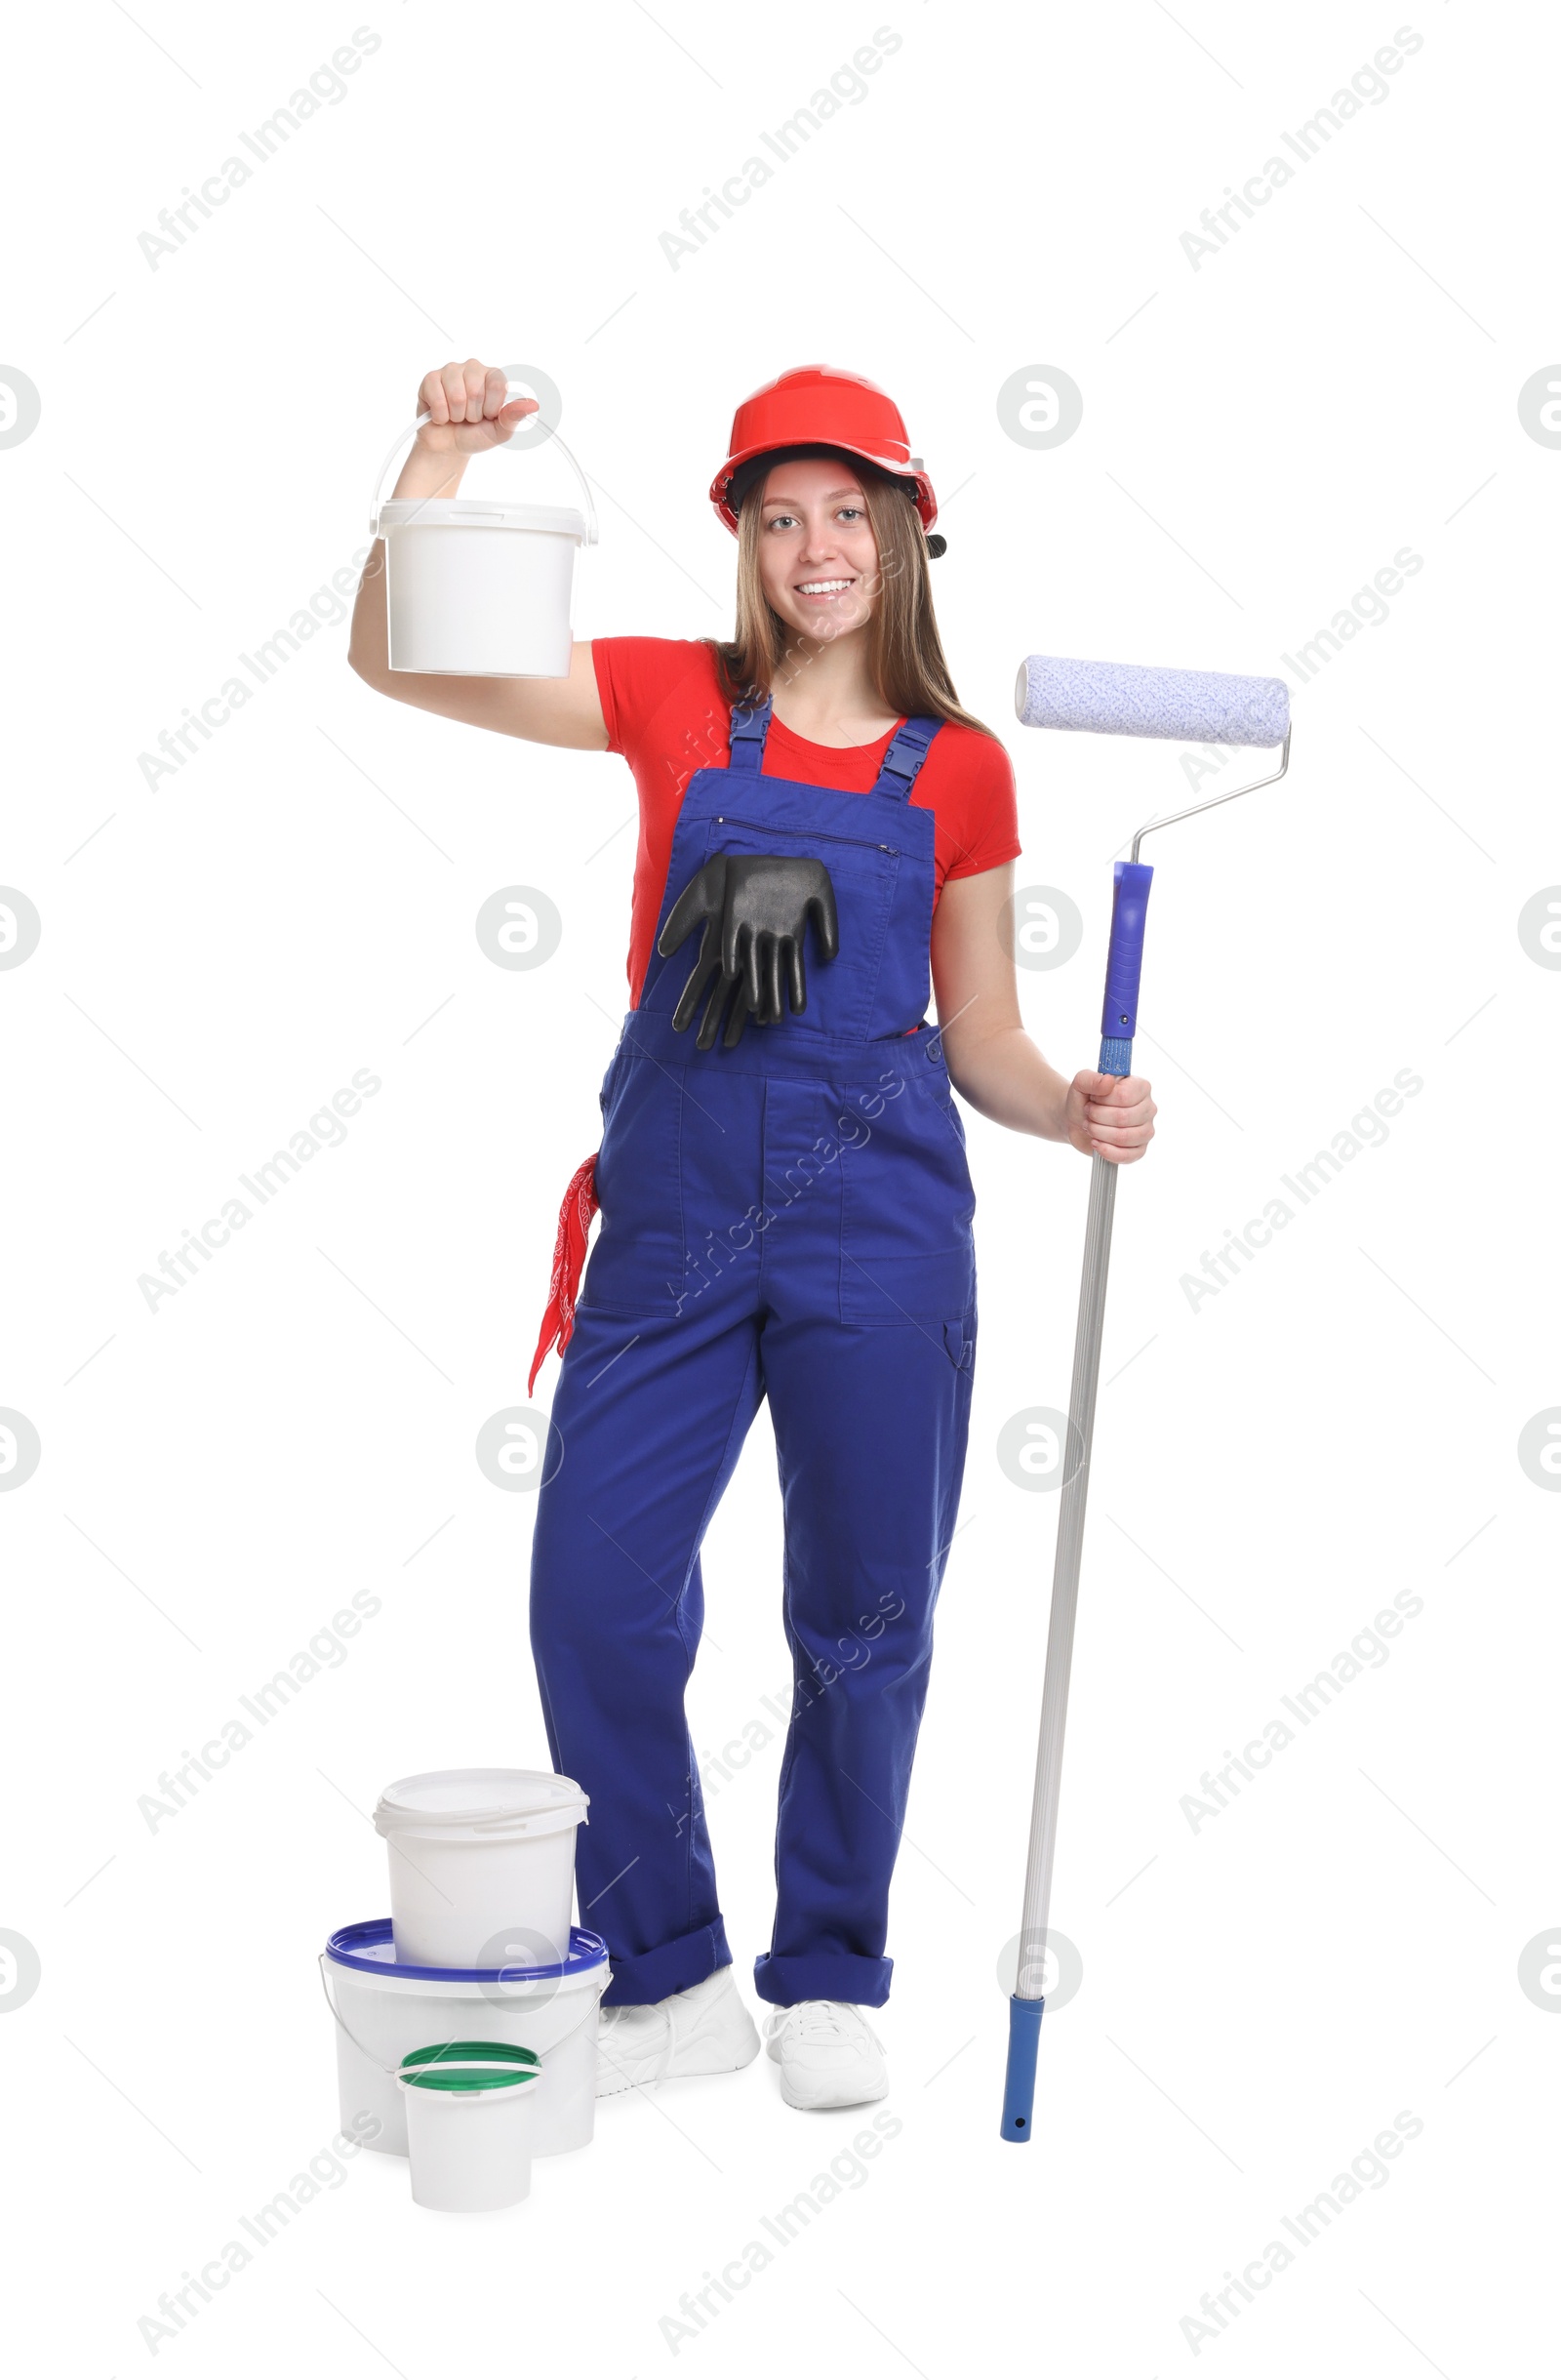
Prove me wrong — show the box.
[347,357,609,751]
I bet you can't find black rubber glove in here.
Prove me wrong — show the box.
[659,853,841,1050]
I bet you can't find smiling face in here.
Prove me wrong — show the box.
[752,454,881,644]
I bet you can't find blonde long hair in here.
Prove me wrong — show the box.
[706,467,993,737]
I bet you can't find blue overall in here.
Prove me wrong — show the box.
[530,699,977,2008]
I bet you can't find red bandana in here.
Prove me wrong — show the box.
[527,1153,600,1393]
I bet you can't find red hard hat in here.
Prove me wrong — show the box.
[710,364,938,535]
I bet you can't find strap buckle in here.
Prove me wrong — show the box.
[727,697,772,770]
[873,715,941,798]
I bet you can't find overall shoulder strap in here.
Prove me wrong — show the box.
[727,696,773,772]
[871,715,943,801]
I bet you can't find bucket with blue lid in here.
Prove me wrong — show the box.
[323,1917,610,2163]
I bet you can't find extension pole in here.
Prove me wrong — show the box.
[999,861,1148,2140]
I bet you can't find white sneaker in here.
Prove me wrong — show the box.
[764,2001,889,2111]
[595,1966,761,2097]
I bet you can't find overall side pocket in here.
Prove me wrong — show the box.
[839,1069,977,1324]
[580,1053,687,1315]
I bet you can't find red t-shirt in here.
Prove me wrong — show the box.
[591,637,1021,1005]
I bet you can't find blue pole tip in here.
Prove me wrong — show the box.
[999,1994,1044,2141]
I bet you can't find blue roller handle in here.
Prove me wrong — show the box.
[1099,862,1153,1075]
[1001,1995,1044,2140]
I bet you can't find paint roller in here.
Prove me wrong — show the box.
[1000,655,1292,2143]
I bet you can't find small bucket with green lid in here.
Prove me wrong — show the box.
[396,2040,541,2211]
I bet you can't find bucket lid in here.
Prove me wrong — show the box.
[324,1918,608,1986]
[373,1767,588,1843]
[377,496,587,541]
[399,2040,540,2095]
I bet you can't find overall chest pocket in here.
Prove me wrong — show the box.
[580,1049,687,1316]
[694,814,901,1043]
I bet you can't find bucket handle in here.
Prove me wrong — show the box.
[379,1806,587,1837]
[461,1806,587,1835]
[318,1954,605,2076]
[368,383,599,545]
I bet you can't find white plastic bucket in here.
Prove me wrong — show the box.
[374,1767,589,1969]
[368,385,598,679]
[322,1917,608,2158]
[398,2042,540,2213]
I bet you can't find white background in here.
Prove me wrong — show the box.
[3,0,1555,2371]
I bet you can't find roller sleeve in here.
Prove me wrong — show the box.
[1016,654,1289,747]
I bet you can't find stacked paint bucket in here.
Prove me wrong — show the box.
[321,1767,606,2212]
